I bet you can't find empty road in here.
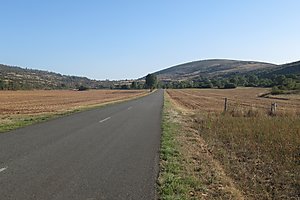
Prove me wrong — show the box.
[0,90,164,200]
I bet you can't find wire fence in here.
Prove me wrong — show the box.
[168,90,300,114]
[223,97,299,115]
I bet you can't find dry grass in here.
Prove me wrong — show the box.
[0,90,147,115]
[167,88,300,114]
[167,88,300,199]
[0,90,147,132]
[159,92,245,200]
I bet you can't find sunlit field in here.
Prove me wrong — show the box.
[167,88,300,199]
[0,90,147,132]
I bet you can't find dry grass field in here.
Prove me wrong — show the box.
[0,90,147,132]
[165,88,300,199]
[167,88,300,114]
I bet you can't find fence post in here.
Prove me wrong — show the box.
[224,98,228,112]
[271,102,277,115]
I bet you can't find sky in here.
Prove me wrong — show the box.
[0,0,300,80]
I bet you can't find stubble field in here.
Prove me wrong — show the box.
[167,88,300,114]
[164,88,300,199]
[0,90,147,132]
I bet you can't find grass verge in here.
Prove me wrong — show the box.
[158,92,245,199]
[158,92,204,200]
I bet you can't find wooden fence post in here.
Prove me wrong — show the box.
[271,102,277,115]
[224,98,228,112]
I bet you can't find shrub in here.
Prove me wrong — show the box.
[271,86,284,95]
[224,83,237,89]
[77,85,89,91]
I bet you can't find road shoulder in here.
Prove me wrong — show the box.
[157,91,244,200]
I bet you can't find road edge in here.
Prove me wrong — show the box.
[157,91,201,200]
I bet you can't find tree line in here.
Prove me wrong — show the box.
[158,74,300,92]
[1,73,299,93]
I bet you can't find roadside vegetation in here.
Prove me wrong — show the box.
[158,93,203,200]
[158,92,244,199]
[165,88,300,199]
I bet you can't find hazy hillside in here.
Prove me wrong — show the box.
[1,59,299,90]
[154,59,278,81]
[151,59,300,90]
[261,60,300,76]
[0,64,114,90]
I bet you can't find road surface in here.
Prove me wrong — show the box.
[0,90,164,200]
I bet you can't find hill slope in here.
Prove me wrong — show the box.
[154,59,278,80]
[261,60,300,76]
[0,64,113,90]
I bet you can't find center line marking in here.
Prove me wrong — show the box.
[127,106,132,110]
[99,117,111,123]
[0,167,7,173]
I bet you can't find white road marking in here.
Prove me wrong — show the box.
[127,106,133,110]
[0,167,7,173]
[99,117,111,123]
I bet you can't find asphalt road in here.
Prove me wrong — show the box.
[0,89,164,200]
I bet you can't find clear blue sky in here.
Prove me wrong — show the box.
[1,0,299,80]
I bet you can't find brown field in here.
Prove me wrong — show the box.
[0,90,147,115]
[166,88,300,199]
[0,90,147,132]
[167,88,300,114]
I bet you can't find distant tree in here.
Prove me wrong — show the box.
[271,86,284,95]
[211,79,223,88]
[60,83,66,88]
[137,82,144,89]
[131,81,138,89]
[258,78,273,87]
[8,81,15,90]
[77,85,89,91]
[145,74,157,90]
[201,80,213,88]
[97,85,105,89]
[224,82,237,89]
[0,79,3,90]
[157,81,164,89]
[247,74,259,86]
[274,75,286,86]
[162,82,172,89]
[177,81,186,89]
[283,78,296,89]
[237,76,247,86]
[229,77,239,85]
[172,81,180,89]
[121,84,130,89]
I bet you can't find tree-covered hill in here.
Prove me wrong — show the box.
[0,64,114,90]
[153,59,300,91]
[153,59,277,81]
